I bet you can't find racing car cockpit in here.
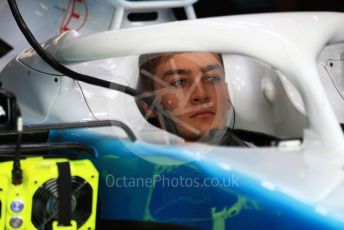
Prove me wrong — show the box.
[133,51,307,147]
[1,6,344,229]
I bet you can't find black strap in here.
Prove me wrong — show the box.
[57,162,72,226]
[233,129,280,146]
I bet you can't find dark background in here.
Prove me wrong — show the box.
[174,0,344,19]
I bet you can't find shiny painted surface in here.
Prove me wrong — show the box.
[317,43,344,124]
[0,0,186,70]
[223,55,306,137]
[0,57,94,124]
[0,0,113,71]
[53,12,344,154]
[49,129,344,229]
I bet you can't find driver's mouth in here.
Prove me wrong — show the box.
[190,109,215,118]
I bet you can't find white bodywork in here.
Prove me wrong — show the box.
[0,0,111,71]
[106,0,197,30]
[52,12,344,151]
[0,0,198,71]
[1,12,344,224]
[318,43,344,123]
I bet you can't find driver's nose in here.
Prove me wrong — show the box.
[190,81,210,104]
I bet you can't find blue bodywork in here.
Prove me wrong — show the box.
[49,129,344,229]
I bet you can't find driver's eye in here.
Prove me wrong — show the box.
[171,79,186,88]
[206,76,220,82]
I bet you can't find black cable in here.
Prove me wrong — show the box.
[11,103,23,185]
[7,0,132,96]
[231,105,236,130]
[11,129,22,185]
[7,0,178,136]
[227,100,236,130]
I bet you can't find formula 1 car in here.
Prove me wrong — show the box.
[1,0,344,229]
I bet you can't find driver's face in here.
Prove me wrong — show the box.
[152,52,230,141]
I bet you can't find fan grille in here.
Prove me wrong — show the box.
[31,176,93,230]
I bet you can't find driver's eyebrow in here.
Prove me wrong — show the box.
[163,68,192,79]
[201,63,223,72]
[162,63,223,79]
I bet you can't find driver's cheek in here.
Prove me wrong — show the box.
[205,84,219,103]
[160,91,182,112]
[160,88,193,127]
[212,85,228,126]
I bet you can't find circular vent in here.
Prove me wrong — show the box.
[32,176,93,230]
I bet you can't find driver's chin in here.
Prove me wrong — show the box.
[183,132,205,142]
[179,124,215,142]
[173,114,226,141]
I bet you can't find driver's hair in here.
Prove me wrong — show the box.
[137,52,224,92]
